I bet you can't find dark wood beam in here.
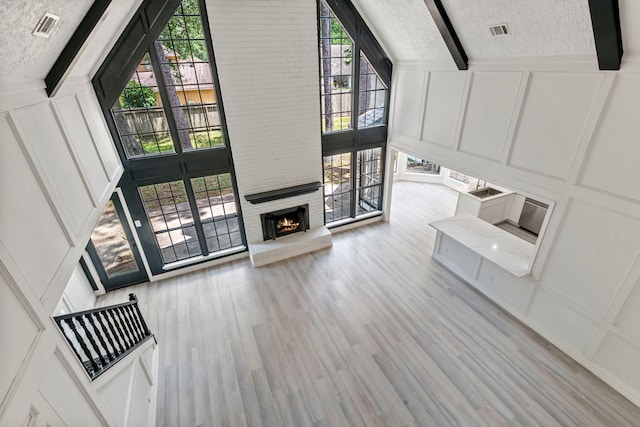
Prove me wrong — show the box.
[423,0,468,70]
[45,0,112,97]
[587,0,623,70]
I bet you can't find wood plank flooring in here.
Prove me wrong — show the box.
[98,181,640,426]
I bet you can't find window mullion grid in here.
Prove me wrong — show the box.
[198,0,231,149]
[148,43,184,155]
[210,176,226,251]
[163,183,181,261]
[179,11,214,149]
[351,38,361,133]
[183,178,209,256]
[349,149,357,219]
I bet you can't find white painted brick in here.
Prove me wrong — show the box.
[205,0,327,253]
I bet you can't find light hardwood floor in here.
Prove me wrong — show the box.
[98,181,640,426]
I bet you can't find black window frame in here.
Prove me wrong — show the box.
[318,0,392,224]
[92,0,246,275]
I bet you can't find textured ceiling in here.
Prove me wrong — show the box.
[0,0,94,83]
[441,0,596,59]
[620,0,640,58]
[351,0,450,61]
[2,0,638,86]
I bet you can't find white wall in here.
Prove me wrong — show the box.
[55,263,98,315]
[388,57,640,406]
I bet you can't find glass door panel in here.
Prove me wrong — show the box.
[87,193,147,290]
[323,152,353,223]
[138,180,202,264]
[357,147,383,214]
[136,175,244,270]
[191,174,243,252]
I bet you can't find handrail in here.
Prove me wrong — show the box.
[53,293,154,380]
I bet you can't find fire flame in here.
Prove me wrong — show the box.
[277,217,299,232]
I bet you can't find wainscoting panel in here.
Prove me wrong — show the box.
[458,71,522,161]
[13,103,94,240]
[579,74,640,202]
[38,354,104,426]
[614,277,640,342]
[421,71,466,148]
[54,94,111,204]
[391,69,426,140]
[527,286,599,355]
[593,332,640,392]
[0,114,71,297]
[97,361,133,426]
[76,90,122,182]
[509,72,603,180]
[540,198,640,319]
[0,272,40,413]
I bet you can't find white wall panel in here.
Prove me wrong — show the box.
[437,234,477,277]
[0,115,70,296]
[27,393,66,427]
[579,74,640,201]
[593,333,640,392]
[97,362,133,427]
[0,273,40,407]
[126,364,152,427]
[541,199,640,318]
[76,91,122,181]
[14,104,94,237]
[57,265,96,314]
[459,72,522,161]
[38,355,103,426]
[392,70,426,139]
[528,287,598,354]
[55,94,110,203]
[614,278,640,341]
[510,73,602,179]
[476,259,532,309]
[421,72,465,147]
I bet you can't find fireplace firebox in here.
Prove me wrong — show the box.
[261,204,309,240]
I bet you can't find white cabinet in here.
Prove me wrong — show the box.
[436,233,478,278]
[478,197,509,224]
[455,190,512,224]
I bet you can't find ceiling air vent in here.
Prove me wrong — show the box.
[32,12,60,38]
[489,24,510,36]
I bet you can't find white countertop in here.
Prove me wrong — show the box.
[430,213,534,277]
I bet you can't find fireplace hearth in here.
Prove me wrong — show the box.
[261,204,309,240]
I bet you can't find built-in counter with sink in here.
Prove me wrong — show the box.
[455,185,515,226]
[429,183,554,312]
[429,213,539,313]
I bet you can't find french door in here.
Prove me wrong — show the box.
[123,172,244,274]
[86,193,148,291]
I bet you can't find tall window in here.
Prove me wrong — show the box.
[94,0,245,278]
[318,0,391,225]
[111,1,225,158]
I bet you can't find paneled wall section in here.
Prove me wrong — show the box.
[388,61,640,406]
[0,81,128,425]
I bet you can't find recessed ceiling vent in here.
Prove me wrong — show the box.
[32,12,60,38]
[489,24,510,36]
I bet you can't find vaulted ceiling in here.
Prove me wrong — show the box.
[353,0,629,63]
[0,0,639,86]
